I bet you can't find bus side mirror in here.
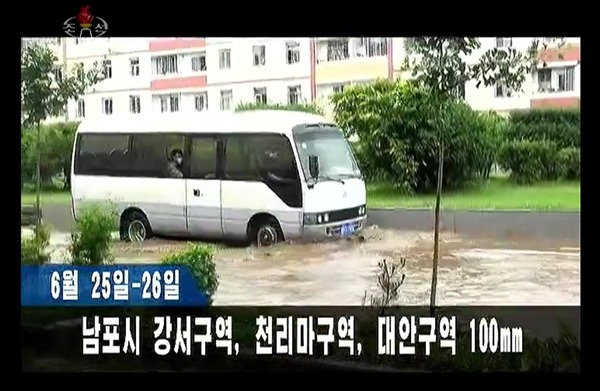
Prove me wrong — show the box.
[308,155,319,180]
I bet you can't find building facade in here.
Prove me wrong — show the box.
[37,37,580,123]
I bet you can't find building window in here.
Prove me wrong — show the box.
[287,85,302,105]
[537,67,575,93]
[557,67,575,92]
[286,41,301,64]
[129,95,141,114]
[219,49,231,70]
[195,92,208,111]
[102,98,113,115]
[191,53,207,72]
[220,89,233,111]
[153,55,178,75]
[76,99,85,118]
[495,37,513,48]
[159,94,180,113]
[495,82,513,98]
[357,38,388,57]
[254,87,267,104]
[102,59,112,79]
[129,57,140,77]
[253,45,266,66]
[332,84,345,94]
[53,66,63,83]
[327,39,350,62]
[76,62,84,81]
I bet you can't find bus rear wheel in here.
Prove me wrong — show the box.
[250,216,282,247]
[121,211,153,242]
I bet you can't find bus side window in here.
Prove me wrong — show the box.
[254,135,297,181]
[131,134,185,178]
[224,136,259,180]
[190,137,217,179]
[76,134,129,176]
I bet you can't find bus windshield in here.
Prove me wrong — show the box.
[293,128,361,183]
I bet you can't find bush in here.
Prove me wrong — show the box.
[498,140,563,184]
[21,122,79,189]
[557,148,580,180]
[21,223,51,265]
[332,80,501,193]
[235,102,324,116]
[506,108,579,151]
[161,243,219,305]
[69,205,118,265]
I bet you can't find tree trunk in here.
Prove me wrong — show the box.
[429,141,444,316]
[35,121,42,240]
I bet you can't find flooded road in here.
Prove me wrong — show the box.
[29,228,580,306]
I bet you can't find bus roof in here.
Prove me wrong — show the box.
[76,110,334,136]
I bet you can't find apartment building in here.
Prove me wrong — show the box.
[40,37,312,122]
[33,37,579,123]
[393,37,581,112]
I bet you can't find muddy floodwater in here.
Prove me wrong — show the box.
[90,228,578,306]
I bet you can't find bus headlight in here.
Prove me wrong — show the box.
[303,213,327,225]
[358,206,366,215]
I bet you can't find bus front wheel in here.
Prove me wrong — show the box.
[121,210,153,242]
[249,216,283,247]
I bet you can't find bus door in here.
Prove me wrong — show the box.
[185,135,223,238]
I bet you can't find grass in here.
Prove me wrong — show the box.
[368,177,580,211]
[21,177,580,211]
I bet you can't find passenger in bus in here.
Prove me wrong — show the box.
[167,148,184,178]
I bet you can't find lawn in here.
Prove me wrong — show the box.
[21,178,580,211]
[368,178,580,211]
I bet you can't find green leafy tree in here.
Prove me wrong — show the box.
[402,37,564,313]
[21,39,102,237]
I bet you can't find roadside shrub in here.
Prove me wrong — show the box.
[557,148,580,180]
[21,122,79,189]
[161,243,219,305]
[332,80,499,193]
[21,223,51,265]
[499,140,561,184]
[235,102,324,116]
[506,108,580,149]
[69,205,118,265]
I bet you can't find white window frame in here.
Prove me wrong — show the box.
[102,59,112,79]
[191,53,207,72]
[254,87,267,104]
[327,39,350,62]
[194,92,208,111]
[495,82,513,98]
[129,95,141,114]
[153,54,179,76]
[286,41,301,64]
[76,99,85,118]
[219,49,231,70]
[159,93,180,113]
[495,37,513,48]
[287,85,302,105]
[101,98,113,115]
[220,89,233,111]
[537,67,575,93]
[253,45,266,66]
[129,57,140,77]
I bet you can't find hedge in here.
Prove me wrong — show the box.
[499,108,580,184]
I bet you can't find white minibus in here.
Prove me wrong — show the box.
[71,110,367,246]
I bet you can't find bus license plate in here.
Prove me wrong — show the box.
[340,223,355,237]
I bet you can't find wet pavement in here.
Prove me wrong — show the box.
[24,227,580,306]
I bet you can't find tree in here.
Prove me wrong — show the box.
[21,39,102,238]
[402,37,564,314]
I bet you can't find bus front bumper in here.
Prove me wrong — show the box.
[301,216,367,240]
